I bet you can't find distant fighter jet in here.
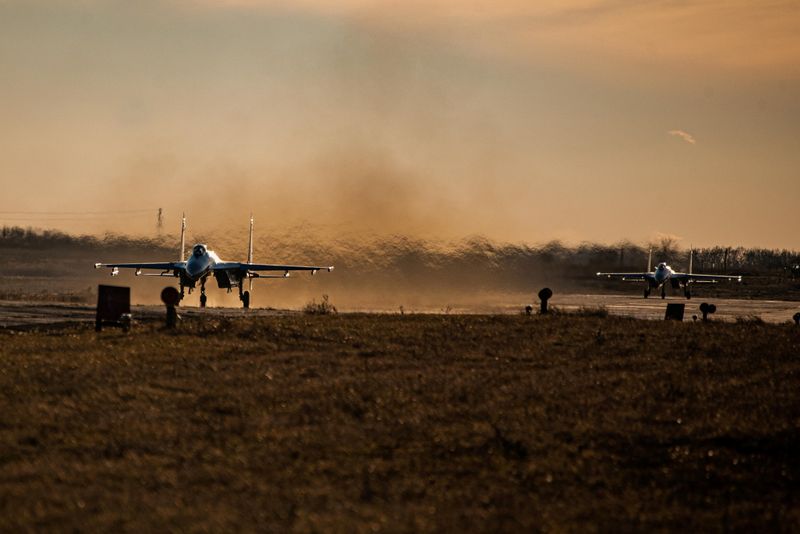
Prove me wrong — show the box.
[596,249,741,299]
[95,215,333,308]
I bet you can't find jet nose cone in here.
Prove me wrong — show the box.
[186,258,209,278]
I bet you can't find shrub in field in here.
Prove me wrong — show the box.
[550,305,609,318]
[571,305,609,318]
[735,314,765,325]
[303,294,337,315]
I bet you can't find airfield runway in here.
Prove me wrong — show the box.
[544,293,800,323]
[1,294,798,328]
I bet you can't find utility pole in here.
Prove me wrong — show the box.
[157,208,163,233]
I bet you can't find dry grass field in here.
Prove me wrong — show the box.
[1,313,798,531]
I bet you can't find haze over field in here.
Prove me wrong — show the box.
[1,1,799,247]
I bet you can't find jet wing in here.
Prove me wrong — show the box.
[596,272,652,282]
[670,273,742,283]
[214,262,334,274]
[94,261,186,276]
[95,262,184,270]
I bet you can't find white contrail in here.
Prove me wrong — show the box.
[668,129,696,144]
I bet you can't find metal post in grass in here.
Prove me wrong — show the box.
[161,287,180,329]
[538,288,553,314]
[699,302,717,322]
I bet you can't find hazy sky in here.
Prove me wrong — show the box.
[1,0,798,247]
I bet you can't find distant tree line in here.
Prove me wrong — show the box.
[0,226,173,254]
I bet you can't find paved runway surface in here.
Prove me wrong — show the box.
[1,294,798,328]
[544,293,800,323]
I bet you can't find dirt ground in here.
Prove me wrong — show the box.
[1,313,798,531]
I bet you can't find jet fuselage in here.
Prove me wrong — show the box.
[185,244,220,281]
[652,262,675,287]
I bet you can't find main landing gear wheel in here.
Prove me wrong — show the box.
[242,291,250,309]
[199,281,207,308]
[643,288,650,299]
[684,290,692,300]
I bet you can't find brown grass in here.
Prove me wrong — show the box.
[1,314,798,531]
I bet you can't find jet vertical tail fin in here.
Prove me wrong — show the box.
[647,247,653,272]
[179,213,186,261]
[247,214,254,290]
[247,214,254,264]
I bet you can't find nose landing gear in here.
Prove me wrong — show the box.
[661,286,666,299]
[199,280,207,308]
[238,283,250,309]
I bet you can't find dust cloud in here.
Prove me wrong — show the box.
[3,224,797,310]
[0,226,634,310]
[83,143,517,245]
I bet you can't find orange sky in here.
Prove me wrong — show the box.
[1,0,798,248]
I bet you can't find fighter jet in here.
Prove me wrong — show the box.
[95,215,333,308]
[596,249,741,299]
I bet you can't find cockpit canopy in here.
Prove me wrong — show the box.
[657,262,667,269]
[192,244,207,257]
